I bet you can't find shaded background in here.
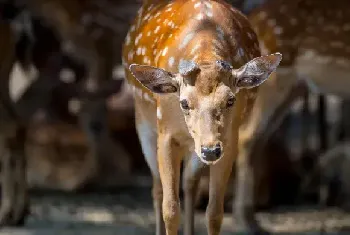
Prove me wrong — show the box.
[1,0,350,234]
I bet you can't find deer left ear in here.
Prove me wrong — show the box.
[232,53,282,89]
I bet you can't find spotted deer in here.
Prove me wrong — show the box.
[0,2,131,225]
[222,0,350,232]
[122,0,282,234]
[24,0,135,159]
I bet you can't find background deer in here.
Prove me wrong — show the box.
[123,0,282,234]
[0,0,135,225]
[25,0,134,171]
[224,0,350,232]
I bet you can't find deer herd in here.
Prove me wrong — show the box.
[0,0,348,234]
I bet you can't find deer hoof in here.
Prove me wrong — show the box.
[0,203,29,227]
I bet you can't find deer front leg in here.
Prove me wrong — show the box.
[135,109,165,235]
[158,133,182,235]
[0,126,29,226]
[0,137,16,226]
[182,153,208,235]
[234,138,268,234]
[10,127,28,225]
[206,145,235,235]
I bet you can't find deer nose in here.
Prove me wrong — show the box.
[201,143,222,162]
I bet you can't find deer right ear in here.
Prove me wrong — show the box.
[129,64,179,94]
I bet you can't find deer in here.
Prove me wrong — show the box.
[24,0,136,169]
[219,0,350,233]
[0,0,135,225]
[122,0,282,234]
[0,1,134,226]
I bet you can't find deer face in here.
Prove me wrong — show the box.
[129,53,282,164]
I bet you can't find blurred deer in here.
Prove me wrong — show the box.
[222,0,350,233]
[0,0,137,225]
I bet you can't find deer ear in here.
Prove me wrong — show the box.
[233,53,282,89]
[129,64,179,93]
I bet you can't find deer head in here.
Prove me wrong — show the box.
[129,53,282,164]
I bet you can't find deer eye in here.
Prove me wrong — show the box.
[180,99,190,110]
[227,96,236,108]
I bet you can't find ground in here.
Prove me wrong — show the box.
[1,184,350,235]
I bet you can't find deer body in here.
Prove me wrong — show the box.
[23,0,134,173]
[123,1,281,234]
[0,2,132,225]
[230,0,350,231]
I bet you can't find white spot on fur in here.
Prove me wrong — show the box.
[206,11,213,17]
[180,33,194,49]
[274,26,283,35]
[204,2,212,8]
[125,34,131,45]
[194,2,201,8]
[162,47,168,56]
[196,13,204,20]
[141,47,146,55]
[60,68,75,83]
[128,51,134,60]
[144,92,154,103]
[169,57,175,67]
[135,33,143,45]
[157,107,162,119]
[154,26,161,33]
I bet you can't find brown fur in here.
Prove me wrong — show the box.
[123,1,281,234]
[228,0,350,231]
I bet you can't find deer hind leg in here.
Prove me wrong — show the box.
[206,144,236,235]
[233,72,308,234]
[182,153,208,235]
[158,133,183,235]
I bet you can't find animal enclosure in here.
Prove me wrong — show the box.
[0,0,350,234]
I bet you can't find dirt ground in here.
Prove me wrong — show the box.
[1,182,350,235]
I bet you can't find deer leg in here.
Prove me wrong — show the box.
[233,77,308,234]
[0,136,16,226]
[234,140,269,234]
[158,134,182,235]
[206,145,235,235]
[135,114,165,235]
[182,153,207,235]
[9,126,28,225]
[0,125,28,226]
